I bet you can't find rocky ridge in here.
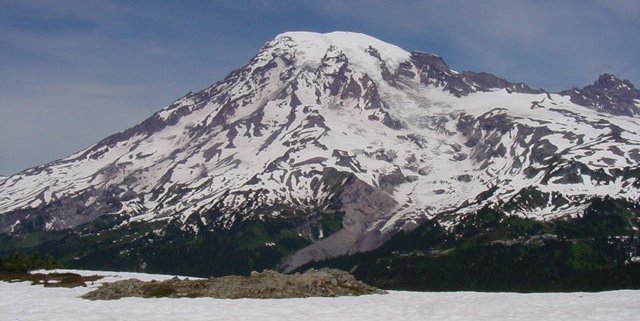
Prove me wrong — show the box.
[559,73,640,116]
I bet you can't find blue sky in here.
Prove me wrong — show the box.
[1,0,639,175]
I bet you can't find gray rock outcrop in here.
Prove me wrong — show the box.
[82,268,385,300]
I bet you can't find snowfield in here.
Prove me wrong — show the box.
[1,270,639,321]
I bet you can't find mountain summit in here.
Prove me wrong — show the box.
[559,73,640,116]
[1,31,639,274]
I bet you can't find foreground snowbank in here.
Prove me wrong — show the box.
[2,269,639,321]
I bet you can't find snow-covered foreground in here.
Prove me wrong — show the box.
[2,270,639,321]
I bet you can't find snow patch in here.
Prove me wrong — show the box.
[2,270,640,321]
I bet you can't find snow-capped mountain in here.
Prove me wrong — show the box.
[1,31,639,271]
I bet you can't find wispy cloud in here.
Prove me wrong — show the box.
[596,0,640,18]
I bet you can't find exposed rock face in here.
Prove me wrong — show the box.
[559,74,640,116]
[408,51,543,97]
[282,175,398,271]
[82,269,385,300]
[461,71,543,94]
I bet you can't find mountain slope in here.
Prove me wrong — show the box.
[1,31,639,273]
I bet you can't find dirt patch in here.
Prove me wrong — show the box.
[0,270,103,288]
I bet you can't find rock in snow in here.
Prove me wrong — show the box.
[82,268,384,300]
